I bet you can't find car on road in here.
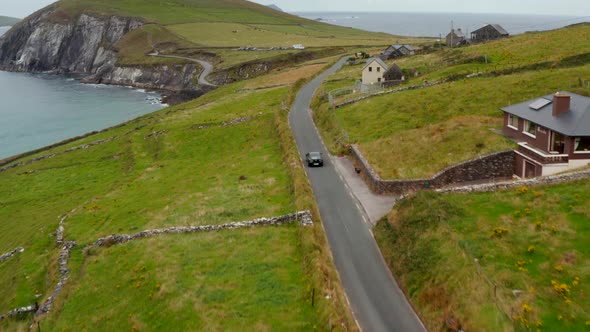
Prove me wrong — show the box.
[305,151,323,167]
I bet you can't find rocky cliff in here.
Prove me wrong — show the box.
[0,7,199,92]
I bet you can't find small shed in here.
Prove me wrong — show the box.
[362,57,389,85]
[470,24,509,42]
[445,28,467,47]
[383,63,403,81]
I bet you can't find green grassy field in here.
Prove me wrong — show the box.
[0,70,354,330]
[313,24,590,179]
[375,181,590,331]
[41,0,406,70]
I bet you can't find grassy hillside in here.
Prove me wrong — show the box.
[0,15,20,26]
[0,59,355,330]
[375,181,590,331]
[36,0,420,70]
[313,24,590,179]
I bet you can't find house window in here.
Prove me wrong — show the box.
[377,67,381,72]
[377,77,381,82]
[508,114,518,129]
[368,67,373,72]
[523,120,537,137]
[575,137,590,152]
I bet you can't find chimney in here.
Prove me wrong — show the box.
[553,92,571,117]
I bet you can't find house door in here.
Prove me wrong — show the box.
[551,132,565,153]
[524,161,536,178]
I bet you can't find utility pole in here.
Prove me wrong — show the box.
[451,21,455,48]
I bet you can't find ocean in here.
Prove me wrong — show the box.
[0,26,165,160]
[294,12,589,37]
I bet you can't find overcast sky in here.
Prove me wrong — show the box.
[254,0,589,16]
[3,0,590,18]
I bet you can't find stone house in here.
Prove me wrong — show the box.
[380,44,414,60]
[362,57,388,85]
[446,28,467,47]
[501,91,590,178]
[471,24,509,42]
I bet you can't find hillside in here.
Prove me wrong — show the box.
[0,58,355,330]
[0,16,20,26]
[313,23,590,179]
[0,0,415,94]
[376,181,590,331]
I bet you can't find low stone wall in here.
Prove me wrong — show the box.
[335,80,444,109]
[0,136,116,173]
[0,247,24,264]
[0,304,37,321]
[350,144,515,195]
[36,241,76,316]
[91,211,313,248]
[437,168,590,194]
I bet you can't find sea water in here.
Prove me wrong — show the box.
[295,12,589,37]
[0,26,166,159]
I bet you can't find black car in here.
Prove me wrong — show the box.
[305,151,323,167]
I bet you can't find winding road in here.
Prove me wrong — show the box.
[147,53,216,87]
[289,57,426,332]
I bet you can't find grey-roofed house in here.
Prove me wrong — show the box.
[502,91,590,177]
[380,44,415,60]
[446,28,467,47]
[362,57,389,85]
[471,24,509,42]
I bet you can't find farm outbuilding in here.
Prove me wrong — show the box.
[471,24,509,42]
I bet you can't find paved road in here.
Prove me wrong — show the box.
[289,57,426,332]
[147,53,216,87]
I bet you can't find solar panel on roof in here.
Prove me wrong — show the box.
[529,98,552,110]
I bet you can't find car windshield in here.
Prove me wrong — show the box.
[309,152,321,158]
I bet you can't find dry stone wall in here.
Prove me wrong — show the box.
[350,144,515,195]
[36,241,76,316]
[0,305,37,322]
[91,211,313,249]
[436,168,590,194]
[0,247,24,264]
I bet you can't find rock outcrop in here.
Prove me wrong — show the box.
[0,7,199,91]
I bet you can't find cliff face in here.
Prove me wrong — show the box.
[0,9,199,91]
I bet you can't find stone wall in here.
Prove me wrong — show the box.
[91,211,313,248]
[350,144,515,195]
[437,168,590,194]
[0,247,24,264]
[36,241,76,316]
[0,304,37,322]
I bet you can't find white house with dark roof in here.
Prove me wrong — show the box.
[501,91,590,177]
[362,57,389,85]
[446,28,467,47]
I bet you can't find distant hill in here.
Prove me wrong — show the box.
[267,4,283,12]
[0,15,20,26]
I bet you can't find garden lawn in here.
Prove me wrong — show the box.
[375,181,590,331]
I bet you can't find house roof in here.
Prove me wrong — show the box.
[449,29,465,38]
[362,57,389,71]
[473,24,509,35]
[501,92,590,136]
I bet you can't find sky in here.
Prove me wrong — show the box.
[3,0,589,18]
